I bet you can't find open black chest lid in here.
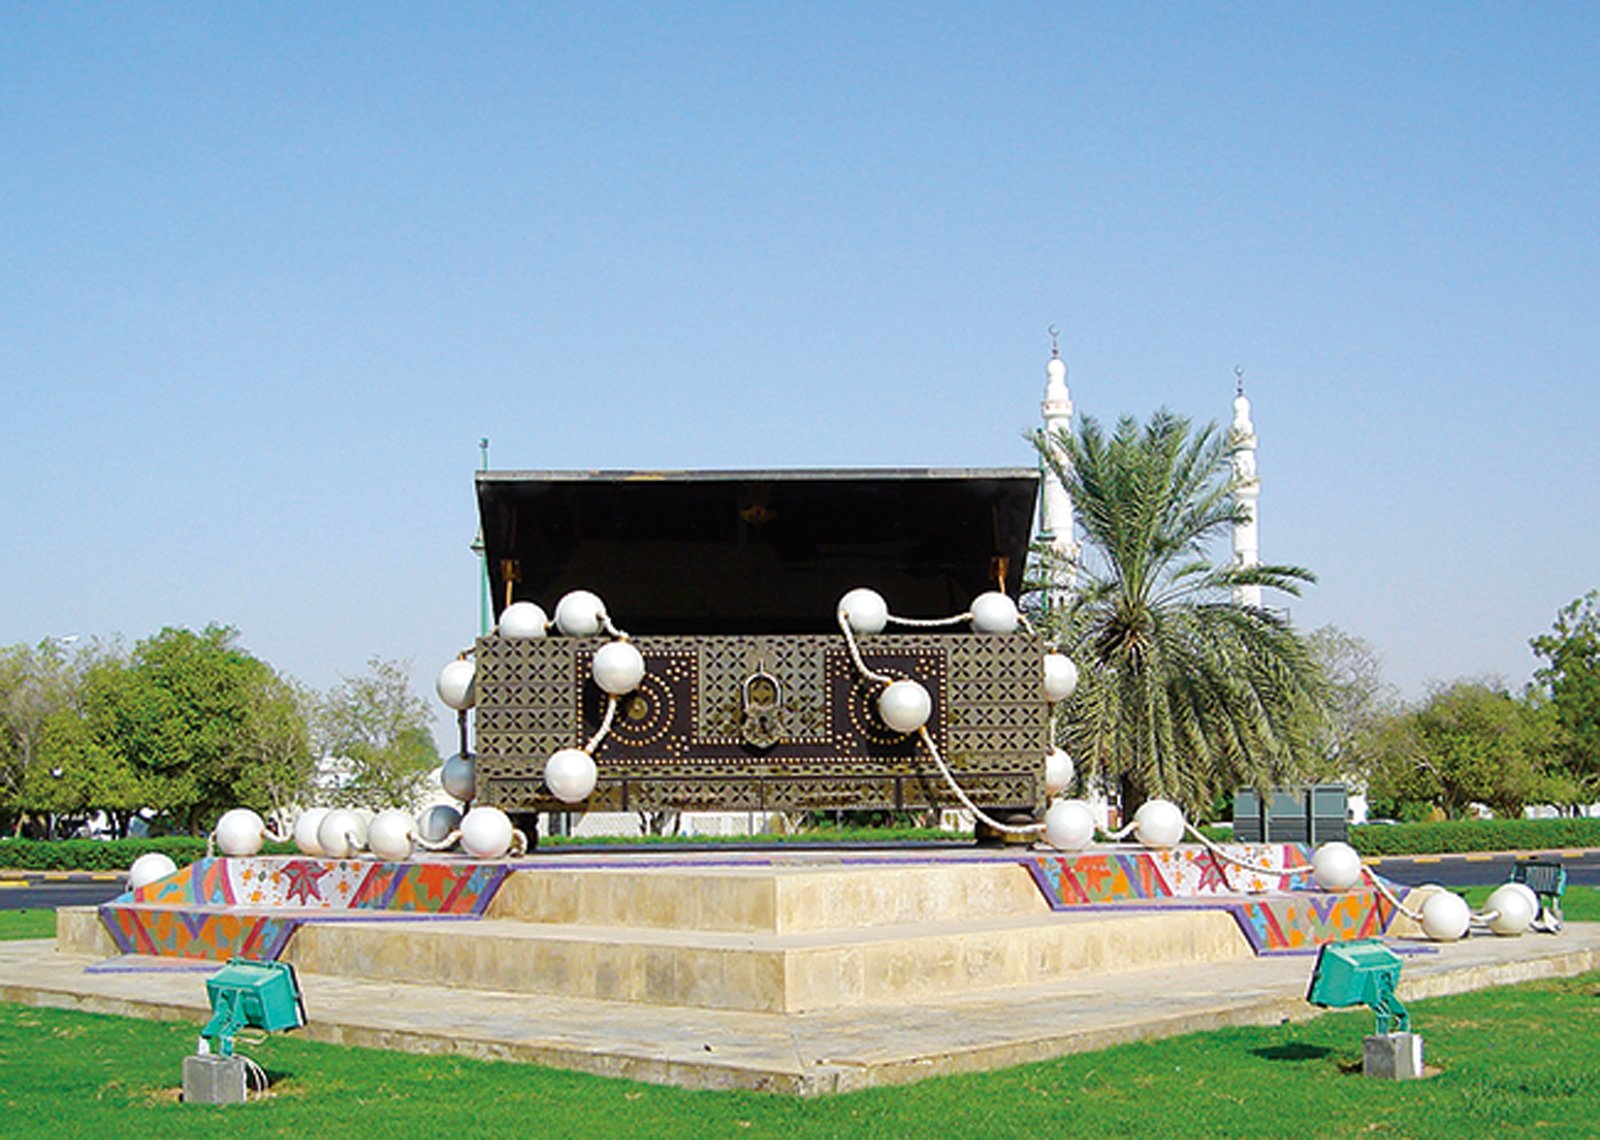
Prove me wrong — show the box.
[476,467,1040,635]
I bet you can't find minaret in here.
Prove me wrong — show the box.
[1038,327,1078,598]
[1228,367,1262,607]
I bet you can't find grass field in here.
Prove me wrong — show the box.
[5,894,1597,1136]
[0,908,55,940]
[3,973,1599,1138]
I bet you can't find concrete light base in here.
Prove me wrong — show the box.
[182,1054,248,1104]
[1363,1032,1425,1079]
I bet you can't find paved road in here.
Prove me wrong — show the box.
[1367,850,1600,888]
[0,875,125,911]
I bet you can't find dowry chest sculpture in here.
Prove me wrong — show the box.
[463,468,1053,829]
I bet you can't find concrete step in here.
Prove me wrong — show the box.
[483,861,1049,933]
[283,906,1251,1013]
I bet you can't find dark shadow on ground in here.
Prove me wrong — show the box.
[1251,1043,1334,1062]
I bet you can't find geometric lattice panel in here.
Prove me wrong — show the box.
[474,631,1049,815]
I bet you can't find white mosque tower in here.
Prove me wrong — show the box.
[1228,366,1262,607]
[1037,327,1078,598]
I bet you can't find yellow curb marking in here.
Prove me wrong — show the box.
[1464,854,1493,862]
[1414,856,1441,863]
[0,881,26,889]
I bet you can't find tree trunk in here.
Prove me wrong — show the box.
[1118,774,1148,827]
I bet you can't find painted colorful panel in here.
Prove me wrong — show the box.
[1019,845,1408,956]
[99,856,513,964]
[1149,844,1313,895]
[130,858,235,907]
[102,907,298,962]
[1026,853,1172,906]
[1230,889,1398,953]
[350,862,508,914]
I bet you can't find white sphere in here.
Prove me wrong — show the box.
[214,808,266,857]
[544,747,598,804]
[436,658,477,711]
[1311,841,1364,892]
[1044,748,1075,795]
[367,809,416,862]
[1420,891,1472,942]
[293,808,331,856]
[317,809,367,860]
[554,590,607,636]
[498,601,549,639]
[591,640,646,695]
[1044,799,1096,851]
[838,588,889,635]
[1133,799,1186,849]
[416,803,462,844]
[459,806,514,859]
[1042,654,1079,702]
[970,591,1020,634]
[877,679,932,734]
[441,752,477,802]
[128,852,177,892]
[1484,883,1536,936]
[1503,880,1539,917]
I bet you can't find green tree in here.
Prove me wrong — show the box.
[1530,589,1600,807]
[64,626,313,833]
[234,673,317,830]
[1032,409,1327,816]
[1305,624,1397,784]
[1366,681,1561,820]
[0,640,82,835]
[22,703,145,834]
[316,657,439,808]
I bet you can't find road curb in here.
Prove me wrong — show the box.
[1364,848,1600,866]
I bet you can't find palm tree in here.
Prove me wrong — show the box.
[1032,409,1328,818]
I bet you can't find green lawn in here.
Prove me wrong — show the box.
[5,894,1597,1135]
[4,971,1600,1137]
[0,908,55,941]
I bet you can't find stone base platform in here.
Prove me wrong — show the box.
[18,847,1584,1093]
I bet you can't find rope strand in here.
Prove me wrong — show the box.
[585,694,619,755]
[836,612,895,684]
[1182,820,1300,881]
[885,612,972,628]
[1361,865,1425,922]
[916,727,1043,835]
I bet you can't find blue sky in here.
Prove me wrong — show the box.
[4,3,1598,744]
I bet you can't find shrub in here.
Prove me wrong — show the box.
[0,837,296,871]
[1350,816,1600,856]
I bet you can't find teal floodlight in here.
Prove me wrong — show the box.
[201,958,306,1057]
[1306,938,1408,1035]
